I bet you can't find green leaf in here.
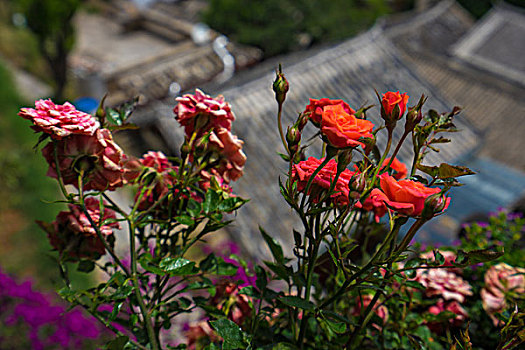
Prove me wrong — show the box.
[259,226,284,264]
[77,260,95,273]
[218,197,247,212]
[139,256,166,276]
[159,257,198,276]
[322,317,346,334]
[238,286,259,297]
[279,296,315,311]
[433,250,445,265]
[203,189,220,213]
[453,247,505,267]
[175,215,194,226]
[417,163,475,179]
[210,318,246,349]
[186,199,202,217]
[200,254,238,275]
[265,261,291,281]
[105,336,129,350]
[105,108,122,126]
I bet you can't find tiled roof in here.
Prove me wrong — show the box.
[451,3,525,87]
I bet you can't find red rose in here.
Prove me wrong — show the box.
[303,98,355,126]
[18,99,99,140]
[320,104,374,149]
[42,129,127,191]
[37,197,119,260]
[173,89,235,137]
[381,91,409,120]
[381,157,408,180]
[362,174,449,221]
[292,157,358,206]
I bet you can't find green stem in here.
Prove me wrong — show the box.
[277,102,290,155]
[394,218,427,257]
[128,220,160,350]
[384,130,410,174]
[297,215,321,349]
[52,140,70,199]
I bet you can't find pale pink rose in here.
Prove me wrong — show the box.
[208,127,247,183]
[173,89,235,136]
[140,151,171,172]
[42,129,127,191]
[481,263,525,326]
[427,300,469,333]
[37,197,119,260]
[416,268,472,303]
[19,99,99,139]
[420,250,461,274]
[198,169,232,193]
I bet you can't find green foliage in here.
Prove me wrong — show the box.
[202,0,390,57]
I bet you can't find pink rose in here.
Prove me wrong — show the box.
[19,99,99,140]
[173,89,235,137]
[420,250,461,274]
[37,197,119,260]
[303,98,355,126]
[320,104,375,149]
[415,268,472,303]
[427,300,468,333]
[42,129,128,191]
[481,263,525,326]
[208,127,247,183]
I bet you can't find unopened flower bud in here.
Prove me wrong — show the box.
[404,108,422,133]
[286,125,301,146]
[349,171,366,194]
[273,64,289,105]
[422,192,448,219]
[297,113,309,131]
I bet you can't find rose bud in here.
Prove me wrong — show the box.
[404,107,423,133]
[286,125,301,148]
[273,64,289,105]
[422,192,448,219]
[381,91,409,131]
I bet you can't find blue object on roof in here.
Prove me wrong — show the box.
[417,157,525,245]
[73,97,99,114]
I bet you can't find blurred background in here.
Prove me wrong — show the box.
[1,0,524,293]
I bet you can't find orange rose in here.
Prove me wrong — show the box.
[303,98,355,125]
[381,91,409,120]
[362,174,449,221]
[320,104,374,149]
[381,157,408,180]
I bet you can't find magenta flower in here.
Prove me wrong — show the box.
[173,89,235,136]
[37,197,119,260]
[18,99,99,140]
[42,128,128,191]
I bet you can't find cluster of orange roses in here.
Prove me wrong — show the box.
[292,91,448,221]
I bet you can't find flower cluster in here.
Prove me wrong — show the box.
[0,269,101,349]
[37,197,119,260]
[415,250,472,330]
